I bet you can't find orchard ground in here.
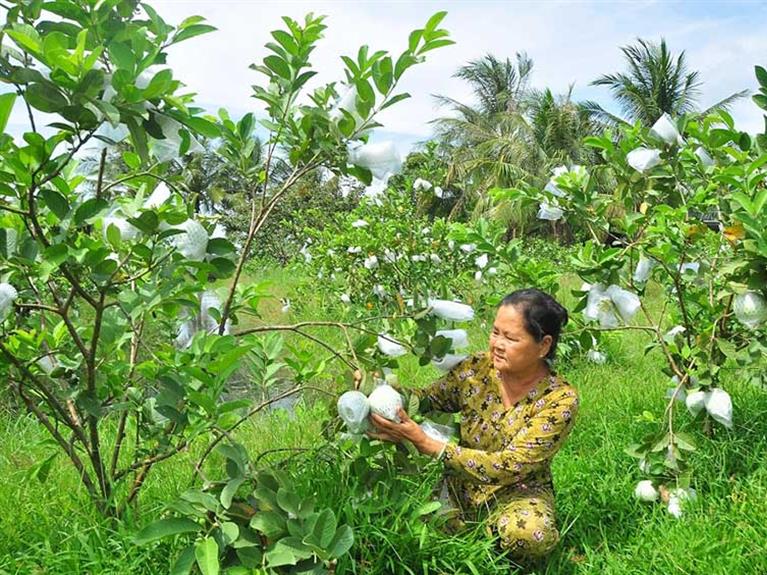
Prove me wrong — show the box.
[1,264,766,575]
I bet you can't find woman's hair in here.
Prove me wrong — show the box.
[499,288,569,361]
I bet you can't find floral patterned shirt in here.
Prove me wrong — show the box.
[414,352,579,505]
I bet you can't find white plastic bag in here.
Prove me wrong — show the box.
[649,113,683,145]
[537,201,564,221]
[420,420,456,444]
[432,353,469,372]
[435,329,469,350]
[704,388,732,429]
[377,333,407,357]
[606,285,641,322]
[428,299,475,322]
[633,256,655,284]
[337,390,371,434]
[348,141,402,180]
[733,291,767,330]
[0,283,18,320]
[627,147,662,173]
[368,384,403,422]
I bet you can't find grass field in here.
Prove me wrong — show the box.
[1,266,766,574]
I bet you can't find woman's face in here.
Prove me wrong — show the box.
[489,304,552,375]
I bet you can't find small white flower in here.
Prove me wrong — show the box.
[460,243,476,253]
[634,480,658,502]
[351,219,368,228]
[627,147,662,173]
[430,254,442,265]
[649,113,683,145]
[281,299,291,313]
[383,249,396,263]
[377,333,407,357]
[373,284,386,298]
[327,248,336,256]
[434,186,445,198]
[474,270,483,282]
[0,283,18,320]
[413,178,432,191]
[340,293,351,304]
[363,255,378,270]
[428,299,475,322]
[421,227,430,235]
[487,267,497,276]
[411,254,427,262]
[475,253,489,269]
[448,240,455,250]
[347,246,362,254]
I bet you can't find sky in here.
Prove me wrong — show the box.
[5,1,767,153]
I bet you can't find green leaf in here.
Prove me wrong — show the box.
[250,511,287,538]
[108,42,134,71]
[276,488,301,517]
[271,30,298,55]
[170,545,196,575]
[265,545,298,568]
[39,188,69,219]
[756,65,767,89]
[26,83,68,113]
[263,55,292,81]
[133,517,201,545]
[221,477,245,509]
[311,509,336,548]
[0,93,17,133]
[7,24,42,54]
[174,24,217,44]
[756,94,767,110]
[412,501,441,518]
[127,211,159,235]
[424,11,448,33]
[74,198,108,225]
[380,92,411,111]
[142,69,174,99]
[328,525,354,558]
[194,537,220,575]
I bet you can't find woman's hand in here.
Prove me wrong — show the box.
[367,408,446,457]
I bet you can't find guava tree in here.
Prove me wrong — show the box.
[496,104,767,516]
[0,0,452,532]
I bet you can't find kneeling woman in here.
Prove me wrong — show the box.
[368,288,578,561]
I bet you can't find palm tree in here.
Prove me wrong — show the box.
[584,38,748,128]
[432,54,596,235]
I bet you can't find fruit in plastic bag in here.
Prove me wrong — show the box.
[337,390,371,434]
[368,384,403,422]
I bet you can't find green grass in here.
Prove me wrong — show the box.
[2,265,767,574]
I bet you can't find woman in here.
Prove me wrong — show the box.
[368,288,578,561]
